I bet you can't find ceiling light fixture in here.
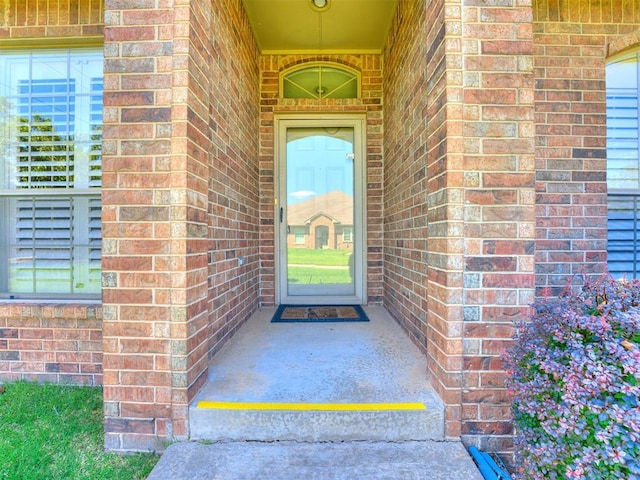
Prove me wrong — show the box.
[310,0,330,11]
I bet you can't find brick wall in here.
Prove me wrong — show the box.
[534,1,640,295]
[204,0,261,359]
[259,54,384,305]
[102,0,259,451]
[102,1,180,451]
[0,0,103,38]
[384,0,536,457]
[459,2,536,457]
[384,0,461,434]
[0,1,104,385]
[384,0,640,457]
[0,304,102,384]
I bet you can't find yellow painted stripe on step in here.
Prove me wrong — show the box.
[196,401,426,411]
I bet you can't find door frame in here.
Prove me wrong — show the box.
[274,113,367,305]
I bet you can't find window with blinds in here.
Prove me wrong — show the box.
[607,50,640,279]
[0,49,103,298]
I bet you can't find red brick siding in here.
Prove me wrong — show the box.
[609,29,640,56]
[204,0,260,362]
[384,0,463,435]
[102,0,178,451]
[0,1,104,386]
[102,0,259,451]
[384,1,536,456]
[533,1,640,295]
[0,0,103,38]
[258,54,384,305]
[460,2,536,458]
[0,305,102,385]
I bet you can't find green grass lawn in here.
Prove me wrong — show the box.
[0,381,159,480]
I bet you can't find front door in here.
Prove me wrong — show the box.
[276,115,366,305]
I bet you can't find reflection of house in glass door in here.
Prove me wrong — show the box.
[315,226,328,249]
[287,190,354,250]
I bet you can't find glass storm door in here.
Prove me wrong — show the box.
[276,116,365,305]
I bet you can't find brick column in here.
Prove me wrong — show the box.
[101,0,259,452]
[383,0,466,440]
[459,1,536,455]
[102,0,209,451]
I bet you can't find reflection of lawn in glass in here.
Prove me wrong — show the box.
[288,248,352,266]
[288,266,351,284]
[9,259,101,294]
[287,248,352,284]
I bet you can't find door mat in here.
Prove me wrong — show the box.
[271,305,369,323]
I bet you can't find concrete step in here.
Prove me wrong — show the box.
[189,400,444,442]
[146,440,483,480]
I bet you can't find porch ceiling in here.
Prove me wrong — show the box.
[242,0,399,54]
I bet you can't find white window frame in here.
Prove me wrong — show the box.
[343,227,353,243]
[293,227,306,245]
[606,48,640,279]
[0,47,103,299]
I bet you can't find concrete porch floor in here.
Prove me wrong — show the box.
[189,305,445,442]
[147,306,483,479]
[192,305,442,407]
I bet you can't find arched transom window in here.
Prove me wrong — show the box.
[281,63,359,99]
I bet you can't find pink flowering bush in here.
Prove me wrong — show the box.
[504,275,640,479]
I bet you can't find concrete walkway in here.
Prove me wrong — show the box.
[147,440,483,480]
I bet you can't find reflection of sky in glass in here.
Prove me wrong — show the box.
[19,79,76,135]
[606,52,640,280]
[286,131,354,205]
[0,50,103,190]
[607,57,638,89]
[285,128,356,295]
[606,53,640,191]
[1,51,103,136]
